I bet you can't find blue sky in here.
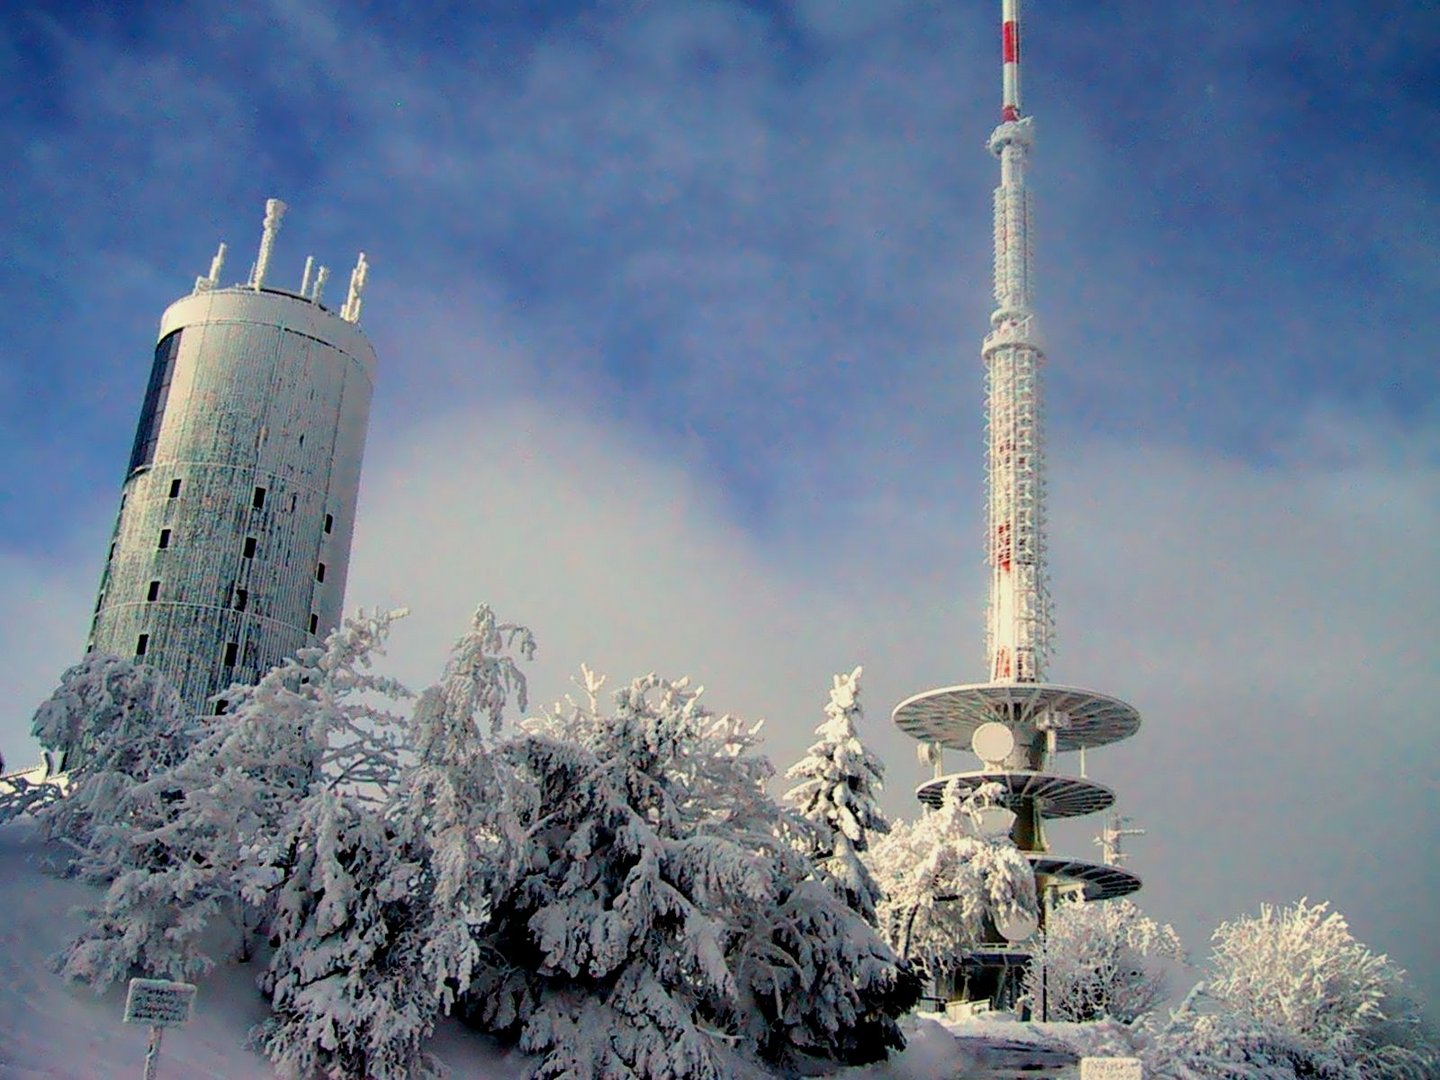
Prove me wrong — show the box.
[2,0,1438,1015]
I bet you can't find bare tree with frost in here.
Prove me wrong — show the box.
[1021,896,1186,1023]
[782,665,888,921]
[463,669,917,1080]
[867,778,1037,983]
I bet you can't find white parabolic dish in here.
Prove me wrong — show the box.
[996,909,1039,943]
[972,721,1015,765]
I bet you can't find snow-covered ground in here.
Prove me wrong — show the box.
[0,819,1090,1079]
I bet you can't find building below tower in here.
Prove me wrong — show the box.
[86,199,376,720]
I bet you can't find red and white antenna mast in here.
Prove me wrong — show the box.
[984,0,1051,683]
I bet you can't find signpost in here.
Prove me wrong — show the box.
[124,978,196,1080]
[1080,1058,1144,1080]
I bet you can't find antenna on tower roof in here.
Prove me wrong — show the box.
[193,241,227,295]
[311,265,329,305]
[340,252,369,323]
[300,255,315,298]
[251,198,287,291]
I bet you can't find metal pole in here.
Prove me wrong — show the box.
[142,1025,163,1080]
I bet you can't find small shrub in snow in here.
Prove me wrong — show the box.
[1022,896,1185,1023]
[1203,898,1437,1078]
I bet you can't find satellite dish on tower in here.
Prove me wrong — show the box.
[972,722,1016,768]
[996,909,1039,943]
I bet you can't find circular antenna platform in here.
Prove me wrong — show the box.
[1027,854,1141,900]
[894,681,1140,752]
[972,721,1015,766]
[917,771,1116,819]
[996,909,1039,943]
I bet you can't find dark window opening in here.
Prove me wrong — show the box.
[158,529,171,550]
[169,478,182,499]
[108,541,117,561]
[298,434,305,448]
[309,613,319,635]
[290,494,298,512]
[147,580,160,602]
[136,634,149,657]
[235,588,248,612]
[252,486,266,509]
[324,513,334,534]
[214,699,228,716]
[223,641,238,666]
[94,592,105,613]
[316,562,326,582]
[128,330,183,474]
[243,536,257,558]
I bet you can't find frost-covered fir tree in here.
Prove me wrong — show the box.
[257,787,437,1080]
[1021,896,1186,1023]
[21,653,190,854]
[867,779,1037,983]
[390,605,535,1016]
[261,604,537,1080]
[782,665,888,921]
[56,611,412,990]
[464,669,918,1080]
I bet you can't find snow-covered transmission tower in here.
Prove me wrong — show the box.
[892,0,1145,1008]
[986,0,1049,685]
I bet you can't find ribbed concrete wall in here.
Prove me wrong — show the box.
[88,287,376,715]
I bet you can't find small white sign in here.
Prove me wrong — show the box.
[124,978,197,1028]
[1080,1058,1143,1080]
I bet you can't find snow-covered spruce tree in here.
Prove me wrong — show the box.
[259,604,536,1080]
[391,605,535,1016]
[256,787,437,1080]
[782,664,888,921]
[1200,898,1437,1078]
[21,653,190,855]
[1020,896,1186,1023]
[868,778,1037,984]
[56,611,412,991]
[463,669,918,1080]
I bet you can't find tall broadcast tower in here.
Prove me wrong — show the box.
[893,0,1143,1006]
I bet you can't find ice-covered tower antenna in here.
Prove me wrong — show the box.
[251,198,287,291]
[984,0,1050,683]
[340,252,369,323]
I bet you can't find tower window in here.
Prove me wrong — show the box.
[108,541,117,561]
[136,634,149,657]
[316,562,326,582]
[309,613,319,635]
[252,486,266,509]
[235,588,248,612]
[223,641,238,667]
[324,513,334,534]
[169,478,182,499]
[128,330,182,474]
[290,494,298,512]
[158,529,171,550]
[94,591,105,613]
[243,536,257,558]
[214,699,228,716]
[147,580,160,602]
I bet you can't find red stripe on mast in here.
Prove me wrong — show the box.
[1002,20,1019,64]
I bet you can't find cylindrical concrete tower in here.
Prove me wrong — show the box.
[87,199,377,716]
